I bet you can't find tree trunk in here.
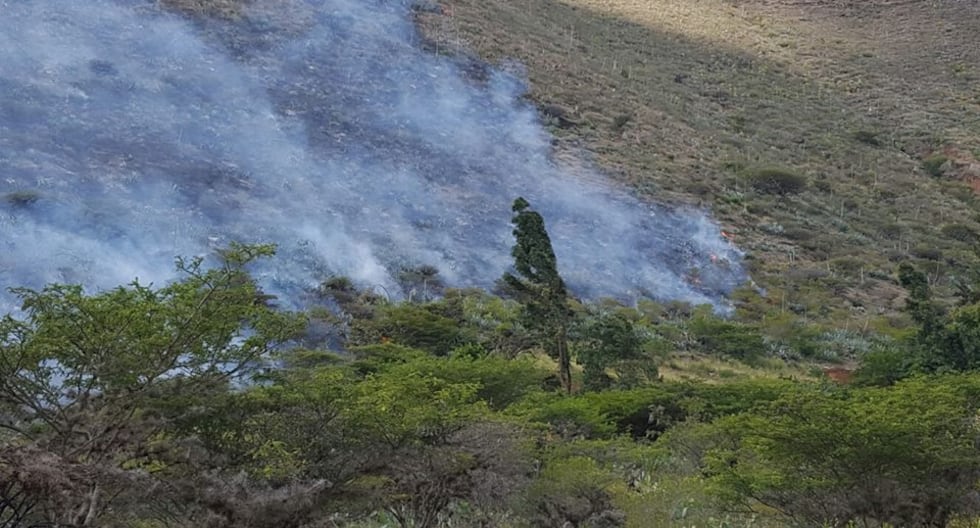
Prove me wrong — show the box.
[82,485,100,526]
[557,325,571,394]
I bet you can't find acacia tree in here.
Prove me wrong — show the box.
[577,311,646,391]
[502,197,573,393]
[0,243,305,526]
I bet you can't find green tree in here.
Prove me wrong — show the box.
[0,243,305,527]
[576,312,646,391]
[899,262,980,372]
[194,356,528,528]
[899,262,943,341]
[502,197,573,393]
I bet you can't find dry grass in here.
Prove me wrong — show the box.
[658,353,816,383]
[417,0,980,322]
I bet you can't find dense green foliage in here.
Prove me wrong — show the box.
[502,197,574,393]
[502,198,572,392]
[675,376,980,527]
[4,234,980,527]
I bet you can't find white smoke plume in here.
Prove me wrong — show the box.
[0,0,746,311]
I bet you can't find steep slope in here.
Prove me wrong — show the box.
[417,0,980,324]
[0,0,746,310]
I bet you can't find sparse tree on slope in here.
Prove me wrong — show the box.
[502,197,573,393]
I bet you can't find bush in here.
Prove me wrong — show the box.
[525,457,625,528]
[941,223,978,243]
[677,379,793,421]
[350,303,471,355]
[911,245,943,261]
[3,190,41,207]
[516,392,620,439]
[922,153,949,177]
[515,387,682,440]
[745,167,807,195]
[576,312,646,391]
[697,376,980,527]
[853,344,913,386]
[813,179,833,193]
[878,222,903,240]
[519,380,792,441]
[830,256,864,277]
[386,355,550,410]
[160,0,250,19]
[348,343,429,374]
[782,225,815,241]
[853,130,882,146]
[688,316,765,360]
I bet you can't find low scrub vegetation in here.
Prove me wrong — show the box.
[5,199,980,526]
[923,153,950,177]
[745,166,808,195]
[416,0,980,333]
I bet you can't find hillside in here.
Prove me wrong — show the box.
[417,0,980,325]
[5,2,980,527]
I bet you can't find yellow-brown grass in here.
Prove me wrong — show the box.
[417,0,980,322]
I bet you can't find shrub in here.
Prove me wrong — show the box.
[515,387,683,440]
[878,222,903,240]
[160,0,250,19]
[525,457,625,528]
[782,225,815,241]
[386,355,550,410]
[941,223,978,243]
[687,316,765,360]
[853,130,881,146]
[611,113,632,131]
[348,343,429,374]
[853,344,913,386]
[745,167,807,195]
[911,245,943,261]
[678,379,793,421]
[922,153,949,177]
[3,190,41,207]
[516,392,619,439]
[698,376,980,527]
[830,256,864,277]
[813,179,833,193]
[350,303,471,355]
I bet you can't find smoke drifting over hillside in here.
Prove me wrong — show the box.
[0,0,746,310]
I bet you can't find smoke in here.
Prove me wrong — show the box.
[0,0,746,312]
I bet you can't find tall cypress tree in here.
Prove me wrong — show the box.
[502,197,573,393]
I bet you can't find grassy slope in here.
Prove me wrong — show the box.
[418,0,980,326]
